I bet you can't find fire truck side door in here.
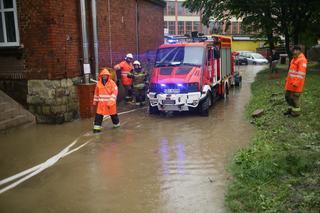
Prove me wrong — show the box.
[206,47,214,83]
[213,46,221,82]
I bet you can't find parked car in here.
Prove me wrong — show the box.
[243,52,269,65]
[234,54,248,65]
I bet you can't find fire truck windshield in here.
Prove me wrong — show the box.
[155,46,204,67]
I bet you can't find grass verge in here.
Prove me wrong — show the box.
[226,66,320,212]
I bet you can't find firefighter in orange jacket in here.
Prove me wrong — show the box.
[114,53,134,101]
[284,46,308,117]
[93,68,120,133]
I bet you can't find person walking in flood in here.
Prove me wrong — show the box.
[114,53,134,102]
[284,46,308,117]
[93,68,120,133]
[128,60,148,106]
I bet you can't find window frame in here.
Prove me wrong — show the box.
[168,21,175,35]
[167,1,175,16]
[178,21,184,35]
[185,21,192,35]
[177,2,184,16]
[0,0,20,47]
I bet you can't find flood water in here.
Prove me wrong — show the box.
[0,65,266,213]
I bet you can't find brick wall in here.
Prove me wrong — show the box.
[1,0,163,81]
[0,0,164,122]
[139,1,164,58]
[97,0,164,68]
[19,0,82,80]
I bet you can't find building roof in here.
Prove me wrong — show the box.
[146,0,166,7]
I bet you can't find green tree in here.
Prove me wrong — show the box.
[184,0,320,59]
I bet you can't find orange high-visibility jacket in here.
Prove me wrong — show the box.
[117,61,133,86]
[285,53,308,93]
[93,69,118,115]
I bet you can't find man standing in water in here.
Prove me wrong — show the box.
[93,68,120,133]
[114,53,134,102]
[284,46,308,117]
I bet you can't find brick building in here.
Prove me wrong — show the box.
[164,0,248,36]
[0,0,165,123]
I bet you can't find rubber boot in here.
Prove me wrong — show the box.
[283,108,292,116]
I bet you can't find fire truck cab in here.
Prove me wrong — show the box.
[148,34,235,116]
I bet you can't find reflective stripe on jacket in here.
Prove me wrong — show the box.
[128,71,147,90]
[117,61,133,86]
[94,69,118,115]
[285,53,307,93]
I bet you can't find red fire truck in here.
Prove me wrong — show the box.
[147,34,236,116]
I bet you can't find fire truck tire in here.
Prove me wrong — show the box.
[199,96,209,116]
[149,105,159,114]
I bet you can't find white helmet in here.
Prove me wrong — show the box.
[125,53,133,59]
[133,60,141,66]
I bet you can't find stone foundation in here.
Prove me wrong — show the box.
[27,77,81,124]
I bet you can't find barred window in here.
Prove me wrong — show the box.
[186,21,192,35]
[0,0,19,47]
[168,21,175,35]
[178,21,184,35]
[177,2,184,16]
[231,22,239,35]
[167,1,175,16]
[193,21,200,32]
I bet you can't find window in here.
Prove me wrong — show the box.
[239,22,247,35]
[177,2,184,16]
[155,46,205,67]
[168,21,175,35]
[212,21,223,34]
[224,23,231,35]
[231,22,239,35]
[193,21,200,32]
[167,1,175,16]
[186,21,192,35]
[178,21,184,35]
[0,0,19,47]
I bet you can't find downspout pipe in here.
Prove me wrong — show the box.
[80,0,90,84]
[91,0,99,80]
[135,0,140,59]
[107,0,113,65]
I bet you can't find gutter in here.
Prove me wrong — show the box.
[91,0,99,80]
[80,0,90,84]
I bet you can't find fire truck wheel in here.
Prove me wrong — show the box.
[149,104,159,115]
[199,96,209,117]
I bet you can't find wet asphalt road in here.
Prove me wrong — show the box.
[0,65,266,213]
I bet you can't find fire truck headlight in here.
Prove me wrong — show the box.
[160,84,166,87]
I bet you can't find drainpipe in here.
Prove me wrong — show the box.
[91,0,99,80]
[135,0,140,59]
[107,0,113,65]
[80,0,90,84]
